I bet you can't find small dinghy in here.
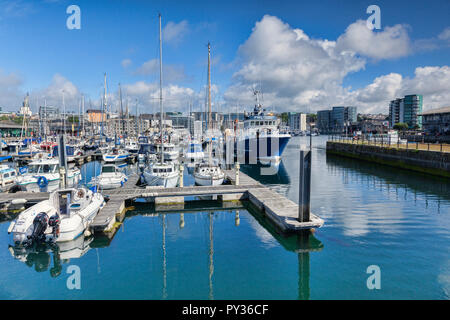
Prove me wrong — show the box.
[8,187,105,245]
[89,164,127,190]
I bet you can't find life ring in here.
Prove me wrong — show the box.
[37,176,48,188]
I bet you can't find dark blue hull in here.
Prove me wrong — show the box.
[231,135,290,164]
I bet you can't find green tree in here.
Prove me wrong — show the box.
[393,122,409,131]
[307,113,317,123]
[280,112,289,124]
[68,115,79,123]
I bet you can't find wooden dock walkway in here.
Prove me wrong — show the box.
[1,167,324,235]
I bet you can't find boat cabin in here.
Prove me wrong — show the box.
[50,188,90,217]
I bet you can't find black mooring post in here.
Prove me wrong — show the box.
[299,149,311,222]
[58,134,68,188]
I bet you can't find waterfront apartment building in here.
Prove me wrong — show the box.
[86,109,107,123]
[317,110,332,133]
[389,94,423,129]
[316,106,357,133]
[287,112,307,133]
[420,106,450,135]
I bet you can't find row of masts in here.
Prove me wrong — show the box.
[20,13,215,148]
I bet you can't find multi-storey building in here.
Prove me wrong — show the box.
[389,94,423,129]
[420,106,450,135]
[287,112,307,133]
[317,106,357,133]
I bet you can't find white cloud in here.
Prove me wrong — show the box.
[438,27,450,41]
[121,58,132,68]
[163,20,189,44]
[224,15,366,110]
[336,20,412,60]
[121,81,197,113]
[26,74,81,111]
[224,15,450,114]
[133,59,187,83]
[0,69,23,109]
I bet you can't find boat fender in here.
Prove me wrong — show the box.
[11,198,27,205]
[37,176,48,188]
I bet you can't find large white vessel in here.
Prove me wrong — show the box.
[17,158,81,192]
[8,187,105,244]
[235,91,291,166]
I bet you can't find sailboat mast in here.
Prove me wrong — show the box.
[159,13,164,164]
[81,94,85,137]
[207,43,212,132]
[207,43,212,164]
[119,83,124,136]
[62,90,66,135]
[102,73,107,136]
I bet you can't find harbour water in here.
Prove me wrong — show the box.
[0,136,449,299]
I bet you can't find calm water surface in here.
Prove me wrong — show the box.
[0,136,449,299]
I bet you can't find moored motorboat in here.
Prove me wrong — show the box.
[8,187,105,245]
[89,164,127,190]
[16,158,81,192]
[143,162,179,188]
[0,165,18,192]
[102,147,130,162]
[193,162,224,186]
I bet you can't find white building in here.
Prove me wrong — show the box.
[288,112,306,133]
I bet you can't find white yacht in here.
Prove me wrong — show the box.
[143,161,179,188]
[17,158,81,192]
[0,165,18,192]
[142,14,180,188]
[8,187,105,244]
[124,139,139,153]
[89,164,127,190]
[193,162,224,186]
[102,147,130,162]
[193,43,225,187]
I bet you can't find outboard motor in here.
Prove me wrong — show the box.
[48,215,60,242]
[29,212,48,243]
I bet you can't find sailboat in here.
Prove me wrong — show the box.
[194,43,224,186]
[143,14,179,188]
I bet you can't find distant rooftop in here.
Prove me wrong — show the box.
[420,106,450,115]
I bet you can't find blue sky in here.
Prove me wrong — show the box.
[0,0,449,114]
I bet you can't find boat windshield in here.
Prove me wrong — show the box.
[102,166,115,173]
[28,164,57,174]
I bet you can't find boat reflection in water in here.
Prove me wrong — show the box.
[8,234,93,277]
[239,160,290,185]
[245,203,323,300]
